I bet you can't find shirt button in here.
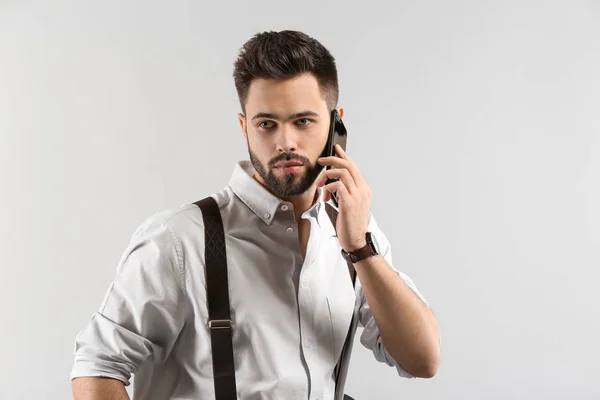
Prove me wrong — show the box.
[281,204,288,211]
[301,279,309,290]
[286,227,293,233]
[264,212,271,219]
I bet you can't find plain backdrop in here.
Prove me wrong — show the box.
[1,1,599,399]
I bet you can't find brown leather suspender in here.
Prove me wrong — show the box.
[195,197,237,400]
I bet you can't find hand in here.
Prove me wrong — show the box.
[316,144,372,251]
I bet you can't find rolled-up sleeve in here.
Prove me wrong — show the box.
[71,214,188,385]
[357,214,430,379]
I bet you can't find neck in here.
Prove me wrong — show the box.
[252,172,321,221]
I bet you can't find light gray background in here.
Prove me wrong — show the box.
[1,1,599,399]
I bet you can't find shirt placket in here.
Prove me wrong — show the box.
[297,214,327,400]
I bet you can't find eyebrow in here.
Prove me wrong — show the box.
[251,111,320,121]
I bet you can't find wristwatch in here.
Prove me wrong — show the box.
[341,231,380,263]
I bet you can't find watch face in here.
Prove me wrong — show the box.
[367,232,380,255]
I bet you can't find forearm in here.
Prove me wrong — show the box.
[72,377,130,400]
[354,255,440,377]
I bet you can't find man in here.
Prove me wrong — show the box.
[71,30,441,400]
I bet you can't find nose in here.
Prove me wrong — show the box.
[276,125,298,153]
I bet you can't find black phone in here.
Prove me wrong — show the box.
[321,109,348,207]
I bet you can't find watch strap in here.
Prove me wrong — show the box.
[341,236,377,263]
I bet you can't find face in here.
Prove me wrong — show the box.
[238,73,344,198]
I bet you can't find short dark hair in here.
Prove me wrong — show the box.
[233,30,339,114]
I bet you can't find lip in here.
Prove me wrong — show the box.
[274,161,304,168]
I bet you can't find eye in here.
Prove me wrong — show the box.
[296,118,313,127]
[257,120,275,130]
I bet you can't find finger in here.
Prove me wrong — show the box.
[317,157,355,181]
[317,155,347,168]
[334,144,350,160]
[335,144,368,186]
[322,180,350,204]
[316,168,357,193]
[321,145,367,187]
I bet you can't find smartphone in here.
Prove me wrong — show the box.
[321,109,348,207]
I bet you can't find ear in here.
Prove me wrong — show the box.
[238,112,248,142]
[336,106,345,119]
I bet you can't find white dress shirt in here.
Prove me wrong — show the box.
[71,160,428,400]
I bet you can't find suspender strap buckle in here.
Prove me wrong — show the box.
[208,319,233,329]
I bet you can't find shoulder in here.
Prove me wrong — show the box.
[132,186,234,242]
[119,188,235,291]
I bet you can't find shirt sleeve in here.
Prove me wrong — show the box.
[70,214,188,386]
[357,213,430,379]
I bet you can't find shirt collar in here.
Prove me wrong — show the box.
[228,160,328,227]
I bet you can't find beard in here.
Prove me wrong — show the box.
[248,146,325,198]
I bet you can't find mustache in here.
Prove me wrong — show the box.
[269,153,310,167]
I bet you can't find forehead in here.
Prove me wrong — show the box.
[245,73,328,114]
